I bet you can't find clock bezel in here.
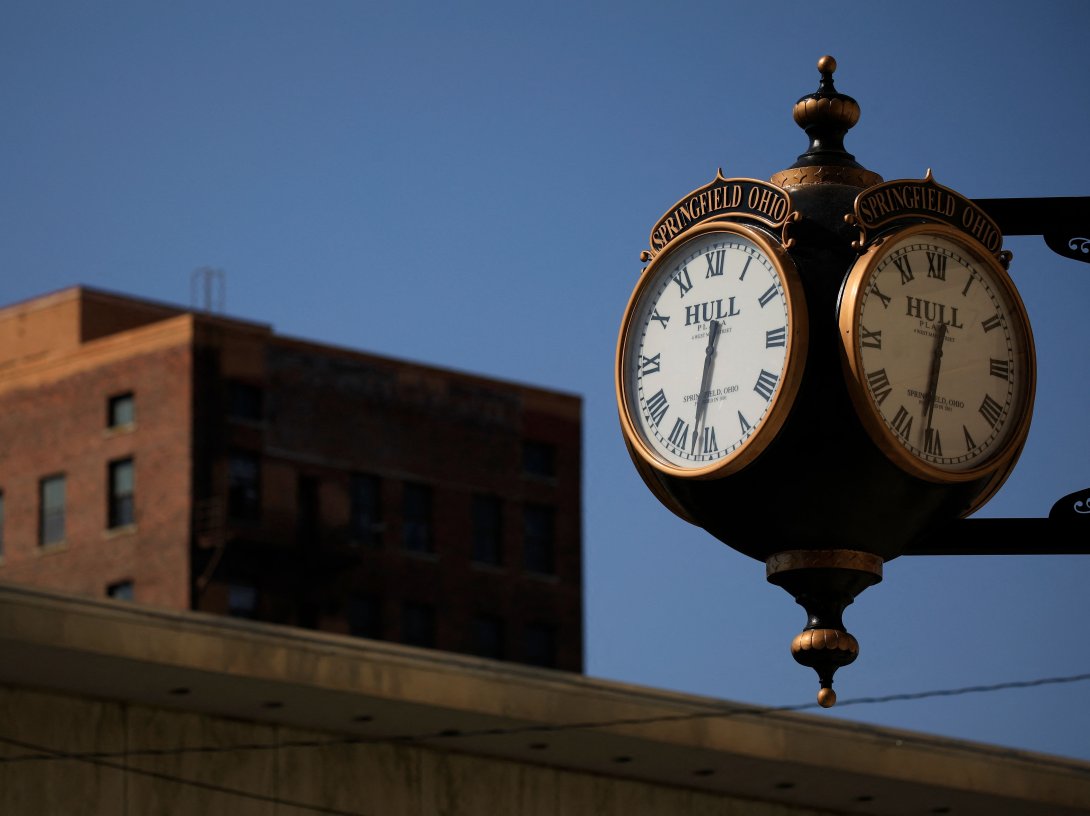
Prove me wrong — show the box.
[838,222,1036,485]
[616,220,809,480]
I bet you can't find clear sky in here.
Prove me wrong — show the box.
[4,0,1089,761]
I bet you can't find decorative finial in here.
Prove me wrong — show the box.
[771,56,882,188]
[790,55,862,165]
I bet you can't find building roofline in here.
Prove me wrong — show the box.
[0,583,1085,814]
[0,286,579,403]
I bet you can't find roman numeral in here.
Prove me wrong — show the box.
[739,256,752,281]
[758,285,778,308]
[738,411,751,434]
[979,394,1003,427]
[963,424,976,451]
[650,309,670,329]
[765,327,786,348]
[705,250,725,278]
[961,275,974,297]
[674,267,693,297]
[646,389,669,426]
[753,369,779,402]
[702,425,718,454]
[639,354,661,375]
[989,358,1011,380]
[893,255,914,284]
[667,417,690,450]
[866,368,892,406]
[891,405,913,439]
[871,283,892,309]
[924,428,943,456]
[860,325,882,350]
[926,251,947,280]
[981,314,1002,332]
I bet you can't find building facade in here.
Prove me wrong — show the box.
[0,287,582,671]
[2,585,1088,816]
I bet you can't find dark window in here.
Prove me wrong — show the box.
[297,475,319,541]
[523,441,555,478]
[402,482,433,553]
[39,474,66,546]
[107,580,134,601]
[350,474,383,547]
[107,392,135,428]
[228,453,261,523]
[108,458,135,529]
[348,593,382,639]
[472,614,505,659]
[524,622,557,668]
[471,494,503,565]
[227,381,264,422]
[228,584,257,618]
[523,504,555,575]
[402,601,435,647]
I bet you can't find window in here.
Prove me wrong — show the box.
[402,482,433,553]
[349,474,382,547]
[107,392,135,428]
[228,584,258,618]
[108,458,135,529]
[472,614,505,659]
[523,504,555,575]
[227,381,263,422]
[523,441,555,478]
[228,453,261,523]
[107,580,134,601]
[39,474,66,546]
[524,622,557,668]
[348,593,382,639]
[471,494,503,565]
[402,601,435,647]
[297,475,319,541]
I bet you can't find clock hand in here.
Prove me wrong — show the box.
[922,321,948,445]
[693,320,723,448]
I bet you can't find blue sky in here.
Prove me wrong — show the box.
[4,1,1090,760]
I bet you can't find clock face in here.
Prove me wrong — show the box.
[840,224,1035,482]
[617,223,807,477]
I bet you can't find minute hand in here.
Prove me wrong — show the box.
[693,320,723,449]
[922,321,948,447]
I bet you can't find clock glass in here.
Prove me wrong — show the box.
[840,224,1035,481]
[617,223,806,477]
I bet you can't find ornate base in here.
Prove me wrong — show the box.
[766,550,883,707]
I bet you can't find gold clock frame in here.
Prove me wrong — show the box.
[838,222,1037,486]
[616,220,809,481]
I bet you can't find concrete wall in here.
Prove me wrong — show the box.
[0,685,830,816]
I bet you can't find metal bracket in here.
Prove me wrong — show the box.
[974,197,1090,264]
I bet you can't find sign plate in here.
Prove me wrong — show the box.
[850,170,1005,256]
[644,170,797,261]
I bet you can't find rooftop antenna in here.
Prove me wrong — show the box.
[191,266,226,313]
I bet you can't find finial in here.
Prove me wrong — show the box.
[790,55,861,164]
[771,56,882,188]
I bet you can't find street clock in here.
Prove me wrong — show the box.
[615,56,1043,706]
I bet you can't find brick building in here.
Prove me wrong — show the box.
[0,287,582,671]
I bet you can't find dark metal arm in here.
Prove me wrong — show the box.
[974,197,1090,263]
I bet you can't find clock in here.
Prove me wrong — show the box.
[839,222,1036,483]
[616,221,808,478]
